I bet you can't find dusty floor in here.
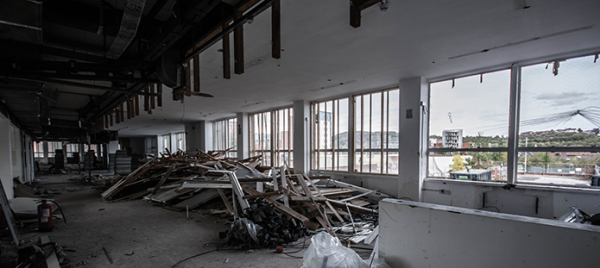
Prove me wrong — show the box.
[22,171,311,268]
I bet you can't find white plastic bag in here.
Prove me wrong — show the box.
[302,232,368,268]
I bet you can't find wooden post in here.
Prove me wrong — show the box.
[233,9,244,74]
[144,87,149,111]
[223,32,231,79]
[157,84,163,107]
[193,55,200,92]
[271,1,281,59]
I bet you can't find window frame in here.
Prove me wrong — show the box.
[426,53,600,188]
[311,97,350,172]
[213,117,238,158]
[249,107,293,167]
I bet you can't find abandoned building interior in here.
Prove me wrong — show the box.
[1,0,600,267]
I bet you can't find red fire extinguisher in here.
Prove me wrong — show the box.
[38,200,53,232]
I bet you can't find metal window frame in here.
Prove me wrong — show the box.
[249,107,293,167]
[310,88,400,175]
[311,98,351,172]
[427,52,600,187]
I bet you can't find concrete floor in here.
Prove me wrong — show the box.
[25,171,308,268]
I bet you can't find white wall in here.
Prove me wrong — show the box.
[0,118,13,198]
[379,199,600,268]
[422,179,600,219]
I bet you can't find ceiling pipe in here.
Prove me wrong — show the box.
[105,0,147,59]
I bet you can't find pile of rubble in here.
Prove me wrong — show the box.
[98,150,386,247]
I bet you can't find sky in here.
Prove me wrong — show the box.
[429,54,600,137]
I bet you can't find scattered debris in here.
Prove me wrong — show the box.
[102,247,113,264]
[98,149,385,250]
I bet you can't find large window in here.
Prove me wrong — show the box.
[213,118,237,158]
[65,143,79,158]
[429,70,510,181]
[250,108,293,167]
[354,89,400,174]
[428,54,600,188]
[33,142,44,158]
[175,132,186,152]
[47,142,61,158]
[517,55,600,187]
[312,98,349,172]
[160,134,171,154]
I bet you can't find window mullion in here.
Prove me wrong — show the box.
[507,63,521,185]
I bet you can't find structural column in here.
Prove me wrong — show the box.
[236,113,249,159]
[293,100,310,174]
[398,77,429,201]
[0,118,14,199]
[185,121,212,153]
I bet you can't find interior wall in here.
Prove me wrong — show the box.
[379,199,600,268]
[0,118,13,198]
[422,179,600,219]
[10,125,22,182]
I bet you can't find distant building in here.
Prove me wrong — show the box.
[442,129,463,148]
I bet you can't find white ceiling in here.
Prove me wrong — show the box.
[111,0,600,136]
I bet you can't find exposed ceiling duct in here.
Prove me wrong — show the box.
[105,0,147,59]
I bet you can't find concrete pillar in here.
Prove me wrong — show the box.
[42,141,49,164]
[185,121,212,152]
[0,118,14,199]
[293,100,310,174]
[236,113,249,159]
[397,77,428,201]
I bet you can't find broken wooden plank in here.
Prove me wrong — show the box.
[242,190,281,199]
[207,170,250,211]
[180,181,233,189]
[290,196,327,202]
[152,165,175,195]
[217,189,234,215]
[327,199,378,215]
[244,186,317,230]
[326,200,345,223]
[40,236,60,268]
[173,189,220,210]
[339,190,375,202]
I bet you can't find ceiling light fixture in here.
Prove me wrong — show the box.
[247,16,254,24]
[380,0,389,12]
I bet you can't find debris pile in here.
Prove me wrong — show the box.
[99,150,386,246]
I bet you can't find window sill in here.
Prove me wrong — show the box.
[424,177,600,194]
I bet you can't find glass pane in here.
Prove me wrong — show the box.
[363,95,371,149]
[428,151,508,181]
[387,152,399,175]
[338,98,349,150]
[355,97,362,150]
[519,55,600,148]
[335,151,349,172]
[429,70,510,149]
[388,89,400,149]
[371,93,382,149]
[354,152,361,173]
[371,152,382,173]
[517,151,599,187]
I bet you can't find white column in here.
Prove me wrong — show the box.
[236,113,249,159]
[185,121,212,152]
[398,77,428,201]
[293,100,310,174]
[0,118,14,199]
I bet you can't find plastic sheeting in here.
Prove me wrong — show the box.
[302,232,368,268]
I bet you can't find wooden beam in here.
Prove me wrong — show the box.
[144,87,149,111]
[222,32,231,79]
[115,109,121,124]
[109,111,114,126]
[193,55,200,92]
[157,84,162,107]
[185,61,192,96]
[271,0,281,59]
[150,86,156,109]
[350,0,380,28]
[119,103,124,122]
[126,99,132,119]
[134,94,139,116]
[233,9,244,74]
